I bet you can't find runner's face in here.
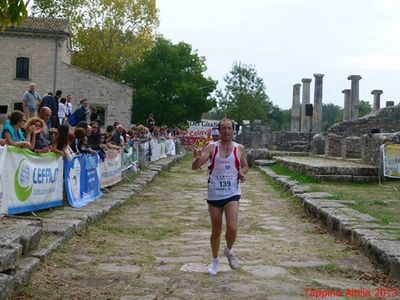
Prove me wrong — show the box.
[219,121,233,141]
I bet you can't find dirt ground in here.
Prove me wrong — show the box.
[12,156,400,300]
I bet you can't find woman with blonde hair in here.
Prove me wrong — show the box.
[25,117,50,153]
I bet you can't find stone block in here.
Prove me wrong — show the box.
[0,246,18,272]
[0,273,14,300]
[13,257,40,285]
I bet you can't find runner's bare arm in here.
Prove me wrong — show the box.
[192,143,213,170]
[238,145,249,182]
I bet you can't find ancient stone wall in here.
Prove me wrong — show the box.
[342,136,362,159]
[328,105,400,137]
[325,134,343,157]
[361,133,400,166]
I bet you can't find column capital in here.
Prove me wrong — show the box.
[342,89,351,94]
[347,75,362,80]
[293,83,301,87]
[371,89,383,95]
[313,73,324,78]
[302,78,312,83]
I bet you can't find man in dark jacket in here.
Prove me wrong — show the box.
[74,99,90,124]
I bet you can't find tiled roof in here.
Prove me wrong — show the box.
[5,17,70,36]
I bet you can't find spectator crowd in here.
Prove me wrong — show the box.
[0,83,184,162]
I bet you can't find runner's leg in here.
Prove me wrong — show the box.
[224,200,239,249]
[208,204,224,258]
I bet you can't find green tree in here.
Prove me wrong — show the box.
[322,103,342,130]
[359,100,372,117]
[0,0,28,30]
[122,37,217,126]
[32,0,158,80]
[217,62,272,125]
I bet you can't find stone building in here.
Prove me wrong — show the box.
[0,17,133,127]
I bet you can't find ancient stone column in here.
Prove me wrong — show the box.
[291,83,301,132]
[301,78,312,133]
[386,101,395,107]
[371,90,383,113]
[342,89,351,121]
[312,74,324,133]
[348,75,362,120]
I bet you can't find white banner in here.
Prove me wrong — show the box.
[150,139,161,162]
[0,146,7,214]
[6,146,64,214]
[165,139,176,156]
[100,148,122,188]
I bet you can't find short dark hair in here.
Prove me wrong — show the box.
[218,118,235,131]
[106,125,114,133]
[60,98,66,104]
[56,90,62,97]
[9,110,24,126]
[74,127,86,139]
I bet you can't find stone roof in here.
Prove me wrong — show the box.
[4,17,70,36]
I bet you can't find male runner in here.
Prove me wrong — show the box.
[192,118,249,276]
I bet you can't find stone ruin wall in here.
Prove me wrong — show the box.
[327,105,400,137]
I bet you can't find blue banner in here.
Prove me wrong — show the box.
[64,154,102,208]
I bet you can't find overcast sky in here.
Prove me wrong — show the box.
[157,0,400,110]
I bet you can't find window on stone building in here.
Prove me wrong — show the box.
[16,57,30,79]
[13,102,23,111]
[93,105,106,125]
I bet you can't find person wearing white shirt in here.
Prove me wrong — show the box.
[58,98,68,125]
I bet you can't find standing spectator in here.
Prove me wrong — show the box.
[22,83,42,118]
[111,124,124,146]
[90,107,98,122]
[74,99,90,124]
[66,95,73,119]
[146,113,155,133]
[58,98,68,125]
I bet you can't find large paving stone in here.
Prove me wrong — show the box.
[96,263,141,273]
[242,265,288,278]
[180,263,230,273]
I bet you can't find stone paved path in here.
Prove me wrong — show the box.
[13,156,396,300]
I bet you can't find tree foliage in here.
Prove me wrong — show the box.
[0,0,28,30]
[32,0,158,80]
[358,100,372,117]
[121,37,217,127]
[216,62,272,125]
[322,103,343,130]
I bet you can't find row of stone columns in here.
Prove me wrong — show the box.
[290,74,324,133]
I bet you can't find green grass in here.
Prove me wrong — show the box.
[269,163,318,184]
[266,164,400,225]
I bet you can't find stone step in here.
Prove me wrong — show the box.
[254,159,276,166]
[0,218,42,272]
[275,157,379,176]
[314,175,379,183]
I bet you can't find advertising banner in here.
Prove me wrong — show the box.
[184,119,219,146]
[165,139,176,156]
[100,148,122,188]
[64,154,101,208]
[160,140,167,158]
[150,139,161,162]
[0,146,7,214]
[121,145,133,171]
[383,144,400,178]
[6,146,63,214]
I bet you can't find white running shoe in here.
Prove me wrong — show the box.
[208,259,219,276]
[224,247,239,270]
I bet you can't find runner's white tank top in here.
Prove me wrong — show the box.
[207,142,241,200]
